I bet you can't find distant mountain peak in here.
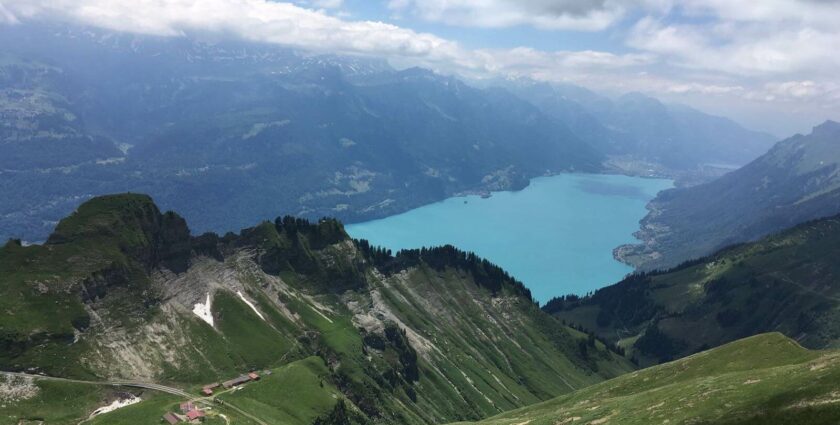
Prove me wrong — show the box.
[813,119,840,136]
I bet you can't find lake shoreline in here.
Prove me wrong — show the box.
[346,172,673,303]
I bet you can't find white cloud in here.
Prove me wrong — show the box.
[666,83,744,95]
[387,0,654,31]
[306,0,344,9]
[766,81,819,100]
[0,0,652,78]
[0,0,837,134]
[680,0,840,27]
[0,3,19,24]
[628,16,840,77]
[761,80,840,103]
[0,0,461,60]
[474,47,653,72]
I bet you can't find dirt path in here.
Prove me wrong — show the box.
[0,371,268,425]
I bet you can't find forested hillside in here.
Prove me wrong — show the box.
[547,213,840,365]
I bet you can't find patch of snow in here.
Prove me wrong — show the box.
[242,120,290,140]
[116,143,134,155]
[237,291,265,321]
[95,157,126,165]
[176,165,210,177]
[90,395,141,418]
[193,293,214,327]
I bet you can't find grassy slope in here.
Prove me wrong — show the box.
[0,380,103,425]
[86,358,339,425]
[370,266,631,423]
[552,215,840,363]
[0,194,169,377]
[218,357,342,425]
[1,194,632,424]
[454,333,840,425]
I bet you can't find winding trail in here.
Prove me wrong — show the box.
[0,371,192,398]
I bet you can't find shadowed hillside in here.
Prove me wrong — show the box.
[547,213,840,365]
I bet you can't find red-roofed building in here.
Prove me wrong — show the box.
[248,372,260,381]
[179,402,195,413]
[201,382,220,396]
[186,409,206,421]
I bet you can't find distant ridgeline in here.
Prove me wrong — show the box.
[0,193,631,425]
[0,24,775,244]
[546,213,840,365]
[0,24,601,243]
[618,120,840,271]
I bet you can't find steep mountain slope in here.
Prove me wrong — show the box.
[546,213,840,364]
[0,194,631,424]
[501,81,630,159]
[618,120,840,270]
[0,56,122,171]
[599,93,774,170]
[0,25,599,243]
[505,83,775,182]
[454,333,840,425]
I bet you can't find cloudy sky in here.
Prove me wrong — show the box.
[2,0,839,136]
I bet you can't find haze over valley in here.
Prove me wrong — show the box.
[0,24,774,244]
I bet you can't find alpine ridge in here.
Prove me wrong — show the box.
[0,193,630,424]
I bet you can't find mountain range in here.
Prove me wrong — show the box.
[617,120,840,270]
[4,21,839,425]
[0,25,597,243]
[502,80,775,183]
[0,24,773,243]
[6,194,840,424]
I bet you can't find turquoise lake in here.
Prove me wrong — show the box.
[345,173,673,304]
